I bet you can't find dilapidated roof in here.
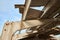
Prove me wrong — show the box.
[15,0,60,40]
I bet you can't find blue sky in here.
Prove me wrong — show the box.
[0,0,25,36]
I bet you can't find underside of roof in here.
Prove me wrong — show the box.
[15,0,60,40]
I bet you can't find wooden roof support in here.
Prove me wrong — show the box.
[25,0,50,7]
[15,5,43,18]
[15,0,60,20]
[56,14,60,18]
[15,5,25,8]
[51,8,60,18]
[25,9,43,20]
[22,0,31,20]
[15,4,43,20]
[40,0,60,19]
[15,5,25,13]
[15,0,50,20]
[44,29,60,35]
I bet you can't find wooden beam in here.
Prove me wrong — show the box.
[22,0,31,20]
[56,14,60,18]
[25,0,50,7]
[49,8,60,18]
[38,21,60,35]
[44,29,60,35]
[25,8,43,20]
[15,5,25,8]
[15,5,43,15]
[22,20,43,29]
[40,0,60,19]
[15,5,25,13]
[24,18,60,33]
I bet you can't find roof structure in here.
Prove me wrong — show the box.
[15,0,60,40]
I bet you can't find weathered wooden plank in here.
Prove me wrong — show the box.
[25,9,43,20]
[25,0,50,7]
[15,5,25,13]
[40,0,60,19]
[56,14,60,18]
[23,0,31,20]
[49,8,60,18]
[15,5,43,20]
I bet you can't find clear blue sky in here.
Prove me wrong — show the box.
[0,0,25,35]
